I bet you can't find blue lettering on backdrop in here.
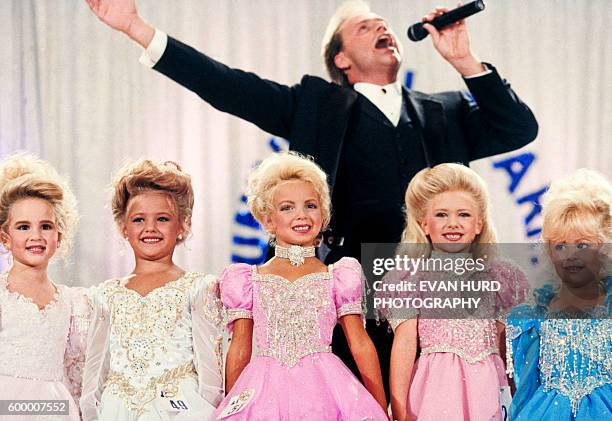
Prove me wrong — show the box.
[493,152,536,194]
[492,152,550,265]
[231,137,289,264]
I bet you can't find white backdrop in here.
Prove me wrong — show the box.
[1,0,610,286]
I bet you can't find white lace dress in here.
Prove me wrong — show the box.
[80,272,224,421]
[0,272,91,421]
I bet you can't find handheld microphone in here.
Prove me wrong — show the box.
[407,0,486,42]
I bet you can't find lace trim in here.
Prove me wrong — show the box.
[251,264,334,285]
[387,315,419,331]
[257,345,332,367]
[227,309,253,323]
[421,345,499,364]
[0,371,63,382]
[505,323,523,377]
[104,361,197,418]
[337,301,363,318]
[0,272,61,314]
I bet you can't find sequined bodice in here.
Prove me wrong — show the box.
[419,319,499,363]
[0,273,70,381]
[251,268,337,367]
[539,318,611,414]
[102,273,200,388]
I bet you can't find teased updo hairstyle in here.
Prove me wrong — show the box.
[111,159,194,243]
[0,153,79,258]
[541,169,611,244]
[246,152,331,235]
[400,163,497,259]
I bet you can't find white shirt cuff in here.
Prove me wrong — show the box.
[464,63,492,79]
[139,29,168,68]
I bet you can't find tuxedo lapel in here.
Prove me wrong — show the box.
[314,86,358,192]
[358,94,395,128]
[404,89,447,166]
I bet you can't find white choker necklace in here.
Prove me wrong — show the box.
[274,245,316,266]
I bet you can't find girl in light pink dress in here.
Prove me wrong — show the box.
[212,152,388,420]
[0,154,90,421]
[386,164,528,421]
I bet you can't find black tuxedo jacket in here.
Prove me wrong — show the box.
[155,37,538,193]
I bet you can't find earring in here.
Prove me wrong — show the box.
[177,234,183,241]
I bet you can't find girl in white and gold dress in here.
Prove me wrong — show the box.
[80,160,223,421]
[0,154,89,421]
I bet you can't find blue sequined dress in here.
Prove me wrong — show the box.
[507,277,612,420]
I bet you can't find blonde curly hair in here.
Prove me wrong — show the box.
[110,159,194,243]
[542,169,611,244]
[246,152,331,235]
[0,153,79,259]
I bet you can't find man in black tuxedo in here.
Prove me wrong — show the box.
[86,0,538,404]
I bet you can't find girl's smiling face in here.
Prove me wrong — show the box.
[121,191,184,262]
[2,197,60,269]
[419,190,483,254]
[266,180,323,247]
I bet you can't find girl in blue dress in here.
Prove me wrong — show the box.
[507,169,611,420]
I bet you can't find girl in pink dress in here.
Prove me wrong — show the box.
[0,154,90,421]
[387,163,528,421]
[213,152,388,420]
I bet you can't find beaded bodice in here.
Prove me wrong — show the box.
[222,259,365,368]
[251,267,338,367]
[0,273,71,381]
[419,319,500,363]
[101,272,202,387]
[539,317,611,414]
[81,272,223,419]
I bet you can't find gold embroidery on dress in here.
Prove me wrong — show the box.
[105,361,197,419]
[103,273,196,375]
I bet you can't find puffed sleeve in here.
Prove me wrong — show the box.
[381,269,420,331]
[190,273,224,408]
[63,286,93,406]
[491,259,530,320]
[506,304,543,419]
[332,257,365,319]
[80,281,112,421]
[219,263,254,332]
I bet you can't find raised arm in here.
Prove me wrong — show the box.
[85,0,298,139]
[85,0,154,48]
[421,4,538,157]
[422,4,485,77]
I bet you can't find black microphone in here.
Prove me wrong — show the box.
[407,0,486,42]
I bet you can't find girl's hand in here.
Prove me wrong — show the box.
[340,315,388,412]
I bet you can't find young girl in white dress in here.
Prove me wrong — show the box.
[80,159,224,421]
[0,154,90,421]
